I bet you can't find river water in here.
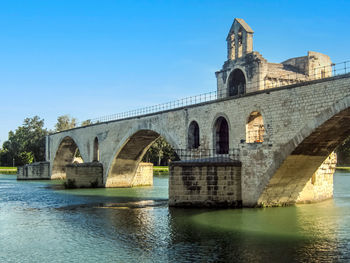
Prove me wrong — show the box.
[0,172,350,262]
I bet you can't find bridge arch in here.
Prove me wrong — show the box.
[258,95,350,206]
[188,120,200,149]
[52,136,84,179]
[106,128,179,187]
[228,68,246,96]
[213,115,230,154]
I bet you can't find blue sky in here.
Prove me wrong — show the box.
[0,0,349,144]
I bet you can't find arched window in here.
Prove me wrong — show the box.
[214,117,229,154]
[93,137,99,161]
[246,111,265,143]
[228,69,246,97]
[188,121,200,149]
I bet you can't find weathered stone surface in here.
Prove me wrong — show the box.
[66,162,103,188]
[132,162,153,187]
[17,162,50,180]
[297,152,336,203]
[169,161,242,207]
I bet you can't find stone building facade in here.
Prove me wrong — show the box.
[216,18,332,98]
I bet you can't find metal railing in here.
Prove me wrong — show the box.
[75,60,350,128]
[174,148,240,162]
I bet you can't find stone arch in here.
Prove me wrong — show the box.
[257,95,350,206]
[52,136,84,179]
[228,68,246,96]
[188,121,200,149]
[246,111,265,143]
[213,116,230,154]
[93,137,99,162]
[106,129,178,187]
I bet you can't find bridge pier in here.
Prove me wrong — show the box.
[64,162,153,188]
[169,160,242,207]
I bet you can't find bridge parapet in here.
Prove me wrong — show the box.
[174,148,240,162]
[54,61,349,131]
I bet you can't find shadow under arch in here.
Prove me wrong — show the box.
[258,97,350,206]
[52,136,84,179]
[106,129,178,188]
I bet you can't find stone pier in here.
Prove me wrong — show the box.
[169,160,242,207]
[17,162,50,180]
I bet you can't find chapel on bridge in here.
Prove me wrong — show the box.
[216,18,332,98]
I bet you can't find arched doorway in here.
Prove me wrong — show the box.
[228,69,246,96]
[214,117,229,154]
[188,121,200,149]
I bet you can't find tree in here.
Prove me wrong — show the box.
[81,119,92,126]
[0,116,47,166]
[336,137,350,165]
[142,137,178,166]
[55,115,77,131]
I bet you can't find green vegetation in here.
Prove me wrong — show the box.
[63,179,77,189]
[142,137,179,166]
[0,167,16,170]
[336,167,350,171]
[0,116,47,166]
[55,115,77,131]
[336,137,350,166]
[90,179,99,188]
[0,167,17,175]
[153,166,169,176]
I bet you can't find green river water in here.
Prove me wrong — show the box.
[0,172,350,262]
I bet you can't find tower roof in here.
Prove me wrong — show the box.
[234,18,254,33]
[226,18,254,40]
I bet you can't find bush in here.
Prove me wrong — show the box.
[90,179,99,188]
[63,179,77,189]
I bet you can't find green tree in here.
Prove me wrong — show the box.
[142,137,178,166]
[81,119,92,126]
[0,116,47,166]
[55,115,77,131]
[336,137,350,165]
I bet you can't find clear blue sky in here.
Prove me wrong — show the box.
[0,0,349,144]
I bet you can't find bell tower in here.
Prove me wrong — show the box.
[226,18,254,60]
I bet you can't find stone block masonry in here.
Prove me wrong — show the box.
[132,162,153,187]
[65,162,153,188]
[66,162,103,188]
[17,162,50,180]
[169,160,242,207]
[296,152,336,203]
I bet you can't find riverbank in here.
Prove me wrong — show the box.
[153,166,169,176]
[0,167,17,175]
[336,167,350,171]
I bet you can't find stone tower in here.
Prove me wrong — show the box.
[216,18,332,99]
[226,18,254,60]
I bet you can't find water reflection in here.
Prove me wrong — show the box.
[0,174,350,262]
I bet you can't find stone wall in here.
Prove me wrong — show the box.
[297,152,336,203]
[17,162,50,180]
[169,161,242,207]
[132,162,153,186]
[65,162,152,188]
[66,162,103,188]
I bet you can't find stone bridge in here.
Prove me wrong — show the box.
[44,19,350,207]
